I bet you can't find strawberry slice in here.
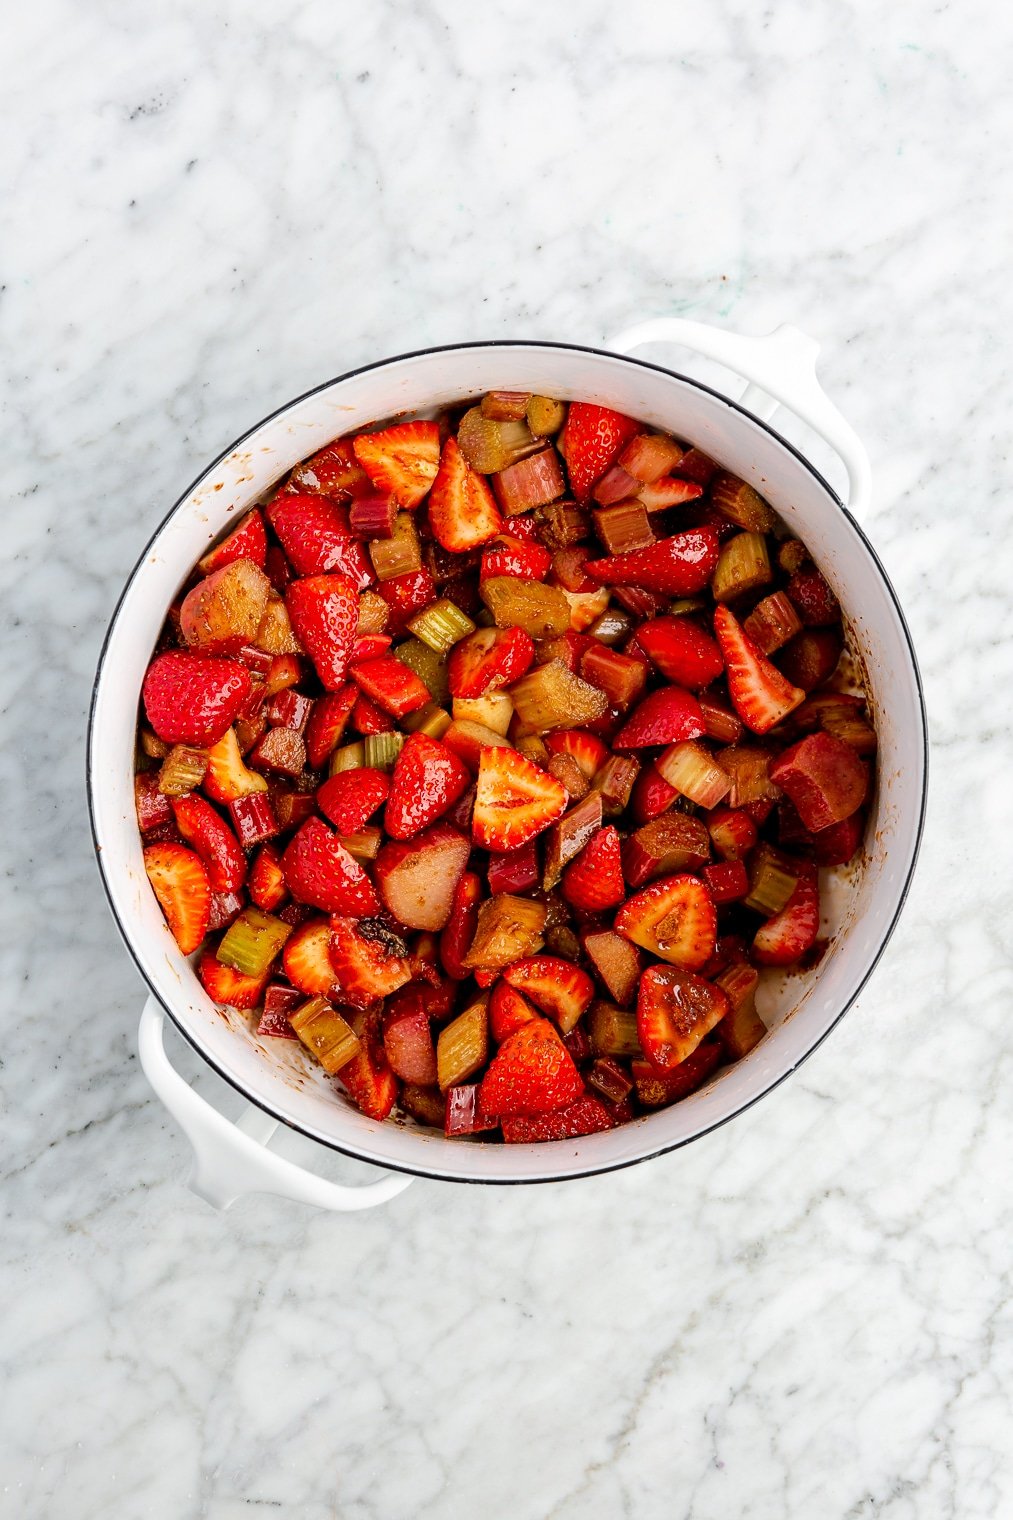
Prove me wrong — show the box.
[501,956,595,1032]
[635,616,724,688]
[559,402,639,504]
[284,574,358,691]
[266,495,373,588]
[637,966,730,1071]
[303,684,357,769]
[501,1094,615,1143]
[198,509,268,575]
[329,917,412,1006]
[171,794,247,893]
[281,917,337,995]
[584,528,720,595]
[317,767,390,835]
[752,864,821,966]
[142,650,253,747]
[447,624,534,699]
[543,729,609,780]
[428,435,504,552]
[613,687,706,749]
[561,825,625,912]
[384,732,471,840]
[290,436,371,499]
[768,732,869,832]
[352,420,441,509]
[143,842,211,955]
[282,817,380,916]
[480,536,552,582]
[350,654,430,719]
[713,604,805,736]
[615,873,717,970]
[198,951,268,1010]
[489,979,540,1043]
[472,747,568,852]
[335,1009,400,1121]
[478,1016,584,1118]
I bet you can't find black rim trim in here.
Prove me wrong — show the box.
[86,339,929,1187]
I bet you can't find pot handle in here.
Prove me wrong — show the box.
[608,318,872,522]
[138,997,413,1211]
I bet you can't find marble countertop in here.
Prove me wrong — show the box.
[4,3,1012,1516]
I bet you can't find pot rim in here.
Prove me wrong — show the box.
[86,339,929,1184]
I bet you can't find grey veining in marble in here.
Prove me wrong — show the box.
[3,2,1012,1517]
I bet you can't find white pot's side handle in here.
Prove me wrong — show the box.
[608,318,872,522]
[138,997,413,1212]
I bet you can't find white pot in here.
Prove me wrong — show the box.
[88,320,927,1211]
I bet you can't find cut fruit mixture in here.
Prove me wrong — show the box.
[134,394,876,1143]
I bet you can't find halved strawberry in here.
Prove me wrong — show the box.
[768,732,869,832]
[584,528,720,595]
[448,624,534,699]
[480,536,553,582]
[281,917,336,995]
[171,794,247,893]
[350,632,393,664]
[352,420,441,509]
[501,1094,615,1143]
[440,870,482,979]
[543,728,609,781]
[384,732,471,839]
[478,1016,584,1118]
[613,687,706,750]
[375,823,471,931]
[559,402,639,503]
[198,950,268,1009]
[472,747,568,851]
[350,691,393,736]
[282,817,380,916]
[428,436,503,552]
[713,604,805,736]
[629,764,679,824]
[615,873,717,970]
[635,477,704,511]
[198,509,268,575]
[335,1009,400,1121]
[350,655,430,718]
[502,956,595,1033]
[317,767,390,835]
[284,574,358,691]
[752,864,821,966]
[266,495,373,588]
[142,650,253,747]
[489,979,540,1043]
[561,825,625,913]
[143,842,211,955]
[329,916,412,1006]
[637,966,729,1071]
[635,617,724,688]
[303,684,357,769]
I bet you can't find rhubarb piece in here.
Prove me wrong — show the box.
[777,630,843,691]
[561,825,625,913]
[198,952,268,1010]
[548,750,588,801]
[632,1041,723,1106]
[621,811,711,888]
[362,730,404,770]
[492,447,566,515]
[526,395,567,435]
[611,584,671,620]
[452,691,513,736]
[744,844,800,916]
[720,744,779,809]
[401,1083,447,1128]
[655,740,731,809]
[752,864,821,966]
[585,528,720,596]
[743,591,803,654]
[464,894,548,972]
[458,409,537,473]
[142,650,253,748]
[285,574,358,691]
[143,843,211,955]
[357,589,392,634]
[317,767,390,834]
[227,792,280,848]
[708,807,758,861]
[139,727,171,761]
[172,794,247,893]
[348,493,398,540]
[591,464,639,506]
[428,435,503,551]
[619,432,685,484]
[588,606,633,646]
[481,390,531,421]
[440,871,482,980]
[769,732,869,831]
[267,688,313,733]
[490,980,540,1042]
[375,822,471,930]
[714,962,765,1058]
[582,930,642,1007]
[713,604,805,735]
[267,497,372,588]
[341,828,382,861]
[593,500,655,555]
[248,726,307,778]
[328,740,366,776]
[198,510,268,575]
[615,873,717,969]
[179,558,272,650]
[263,653,303,699]
[588,1001,642,1057]
[710,472,777,532]
[157,744,208,797]
[290,996,362,1074]
[630,764,679,825]
[635,616,724,689]
[590,753,640,816]
[282,918,337,996]
[437,997,489,1089]
[787,568,840,627]
[392,637,450,707]
[544,728,609,780]
[502,1095,614,1143]
[698,694,744,744]
[487,838,540,895]
[449,624,534,699]
[702,859,749,904]
[587,1056,634,1105]
[541,790,604,890]
[383,992,438,1086]
[534,500,591,549]
[384,731,471,839]
[481,577,572,640]
[402,703,453,740]
[508,661,608,732]
[254,596,304,655]
[812,811,865,867]
[329,916,412,1006]
[352,420,441,508]
[217,905,292,977]
[580,645,648,710]
[367,510,422,583]
[613,687,705,749]
[637,966,729,1072]
[711,531,773,604]
[472,747,567,851]
[408,596,476,655]
[817,701,878,756]
[442,1083,496,1136]
[559,402,640,503]
[562,588,613,632]
[282,817,380,916]
[135,773,174,833]
[336,1009,400,1120]
[479,1015,583,1117]
[502,956,594,1034]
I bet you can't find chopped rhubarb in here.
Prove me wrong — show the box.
[655,740,731,810]
[464,894,548,972]
[493,447,566,515]
[582,931,642,1007]
[622,811,711,888]
[290,996,362,1074]
[437,997,489,1089]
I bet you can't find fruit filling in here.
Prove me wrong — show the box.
[135,396,876,1141]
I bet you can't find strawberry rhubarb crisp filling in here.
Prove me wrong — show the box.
[135,392,876,1141]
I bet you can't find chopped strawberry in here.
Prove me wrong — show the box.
[618,431,685,484]
[198,509,268,575]
[707,807,759,861]
[478,1016,584,1117]
[377,567,437,634]
[637,966,730,1071]
[615,873,717,970]
[317,767,390,834]
[768,732,869,831]
[329,917,412,1006]
[489,979,540,1043]
[613,687,706,749]
[502,956,595,1033]
[428,436,503,551]
[350,654,430,719]
[480,536,552,582]
[635,616,724,688]
[559,402,640,503]
[561,825,625,912]
[501,1094,615,1143]
[630,764,679,824]
[282,817,380,916]
[350,633,393,663]
[440,871,482,979]
[635,476,704,511]
[449,626,535,703]
[787,568,840,626]
[266,495,373,587]
[335,1010,400,1121]
[142,650,253,747]
[375,822,472,931]
[143,842,211,955]
[713,604,805,735]
[281,917,336,995]
[206,889,244,931]
[284,574,358,691]
[134,773,174,834]
[584,528,720,595]
[303,684,357,769]
[352,420,441,509]
[350,691,393,736]
[384,732,471,839]
[472,747,568,851]
[543,728,609,780]
[631,1040,722,1105]
[701,859,749,904]
[752,864,821,966]
[171,794,247,893]
[198,950,268,1009]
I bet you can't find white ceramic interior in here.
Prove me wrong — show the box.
[88,342,927,1183]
